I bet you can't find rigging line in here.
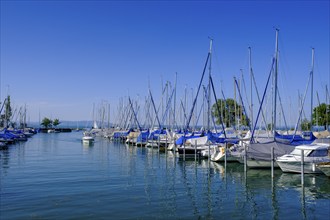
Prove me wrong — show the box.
[192,87,205,131]
[277,90,289,132]
[185,52,210,132]
[180,99,188,123]
[210,75,227,138]
[0,97,7,115]
[202,85,217,133]
[160,88,175,126]
[149,89,161,128]
[143,96,151,129]
[314,55,327,91]
[251,67,269,133]
[240,69,251,116]
[125,108,134,130]
[167,107,179,131]
[292,71,312,142]
[251,58,275,143]
[122,102,130,129]
[221,90,232,129]
[234,77,252,131]
[128,97,142,131]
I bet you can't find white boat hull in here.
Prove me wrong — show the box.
[277,161,323,174]
[247,159,279,168]
[82,136,94,143]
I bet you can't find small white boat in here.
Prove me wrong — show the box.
[82,132,94,143]
[276,142,330,174]
[210,146,226,161]
[200,144,219,158]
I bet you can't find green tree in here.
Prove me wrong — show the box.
[300,118,311,131]
[267,123,273,131]
[41,117,53,129]
[53,118,60,127]
[312,103,330,129]
[211,98,248,127]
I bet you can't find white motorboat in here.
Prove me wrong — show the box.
[276,141,330,174]
[82,132,94,143]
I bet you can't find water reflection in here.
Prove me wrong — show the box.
[82,141,94,147]
[0,148,10,172]
[82,144,95,160]
[277,173,330,200]
[1,133,330,219]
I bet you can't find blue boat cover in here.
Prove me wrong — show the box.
[137,130,150,142]
[275,131,316,145]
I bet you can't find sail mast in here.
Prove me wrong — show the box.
[173,72,177,130]
[249,47,253,129]
[273,29,279,138]
[208,38,213,132]
[326,85,329,130]
[310,48,315,130]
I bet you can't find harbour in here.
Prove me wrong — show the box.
[1,1,329,219]
[1,131,329,219]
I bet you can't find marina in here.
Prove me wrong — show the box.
[0,1,329,219]
[0,131,329,219]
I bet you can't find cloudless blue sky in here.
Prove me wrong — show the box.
[1,0,329,126]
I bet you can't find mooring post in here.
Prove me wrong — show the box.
[225,143,227,169]
[208,142,210,162]
[271,146,274,178]
[244,141,247,173]
[183,141,186,161]
[173,137,176,153]
[301,149,304,186]
[195,140,197,161]
[165,135,168,155]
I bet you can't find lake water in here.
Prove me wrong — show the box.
[1,132,329,219]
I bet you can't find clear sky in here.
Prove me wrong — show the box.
[0,0,329,126]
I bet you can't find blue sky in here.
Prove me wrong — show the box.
[1,0,329,126]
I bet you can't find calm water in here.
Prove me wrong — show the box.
[1,132,329,219]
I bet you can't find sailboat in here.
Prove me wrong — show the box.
[245,29,296,168]
[176,39,214,157]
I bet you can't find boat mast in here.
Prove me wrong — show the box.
[92,103,95,129]
[161,76,163,121]
[273,29,279,138]
[173,72,177,130]
[234,78,237,129]
[220,80,224,127]
[108,103,110,128]
[249,47,253,129]
[184,85,187,128]
[166,81,169,127]
[208,38,213,132]
[316,91,320,129]
[326,85,329,130]
[310,48,315,130]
